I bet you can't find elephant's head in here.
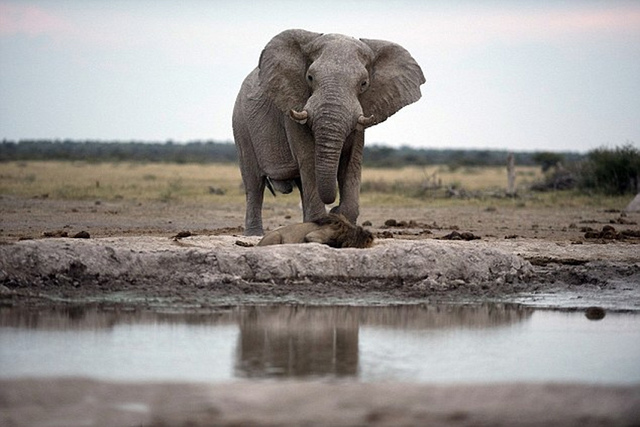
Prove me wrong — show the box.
[259,29,425,204]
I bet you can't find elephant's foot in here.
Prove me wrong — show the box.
[329,205,358,225]
[244,227,264,236]
[244,219,264,236]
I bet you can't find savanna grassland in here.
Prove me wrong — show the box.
[0,160,636,242]
[0,159,583,203]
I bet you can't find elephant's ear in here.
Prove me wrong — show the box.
[259,29,322,112]
[359,39,425,126]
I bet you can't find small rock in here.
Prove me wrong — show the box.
[585,306,606,320]
[172,231,192,240]
[42,230,68,238]
[72,231,90,239]
[441,231,480,241]
[208,186,226,195]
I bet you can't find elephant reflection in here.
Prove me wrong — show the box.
[233,304,532,379]
[235,306,359,378]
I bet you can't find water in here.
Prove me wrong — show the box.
[1,304,639,384]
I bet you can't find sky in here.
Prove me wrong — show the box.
[1,0,639,152]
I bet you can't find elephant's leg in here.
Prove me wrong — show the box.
[234,128,266,235]
[332,131,364,224]
[284,120,327,222]
[243,174,266,236]
[239,163,266,235]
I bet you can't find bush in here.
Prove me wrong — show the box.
[532,152,565,172]
[577,144,639,195]
[530,166,576,192]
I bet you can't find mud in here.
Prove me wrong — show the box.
[1,233,639,311]
[1,378,639,427]
[1,235,538,308]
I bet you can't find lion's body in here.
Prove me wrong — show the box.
[257,222,323,246]
[257,214,374,248]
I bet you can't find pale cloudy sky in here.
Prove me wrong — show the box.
[1,0,639,152]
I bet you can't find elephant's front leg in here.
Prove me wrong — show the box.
[284,120,327,222]
[332,131,364,224]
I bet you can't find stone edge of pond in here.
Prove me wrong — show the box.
[0,236,638,309]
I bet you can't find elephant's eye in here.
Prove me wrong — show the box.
[360,79,369,93]
[307,74,313,83]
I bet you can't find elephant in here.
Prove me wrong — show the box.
[233,29,425,235]
[257,213,374,248]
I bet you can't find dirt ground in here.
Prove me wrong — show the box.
[1,195,640,426]
[1,194,639,242]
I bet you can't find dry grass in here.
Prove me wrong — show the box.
[362,165,541,191]
[0,161,244,203]
[0,161,629,210]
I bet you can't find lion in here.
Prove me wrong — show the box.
[257,214,374,248]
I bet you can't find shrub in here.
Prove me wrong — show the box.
[577,144,639,195]
[532,152,565,172]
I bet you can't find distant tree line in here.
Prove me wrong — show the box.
[0,139,583,168]
[363,145,583,168]
[0,140,238,164]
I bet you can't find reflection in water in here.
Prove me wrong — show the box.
[0,306,238,330]
[233,304,532,379]
[1,304,638,384]
[236,306,359,378]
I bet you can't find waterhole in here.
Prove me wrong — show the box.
[1,304,639,384]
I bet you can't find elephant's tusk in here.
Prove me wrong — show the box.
[356,114,375,131]
[358,114,375,127]
[289,109,308,124]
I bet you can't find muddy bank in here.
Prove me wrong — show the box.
[1,235,639,309]
[0,236,530,305]
[1,378,638,427]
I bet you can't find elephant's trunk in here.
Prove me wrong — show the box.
[312,104,352,205]
[314,135,342,204]
[304,79,363,205]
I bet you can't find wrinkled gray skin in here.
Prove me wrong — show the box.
[233,29,425,235]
